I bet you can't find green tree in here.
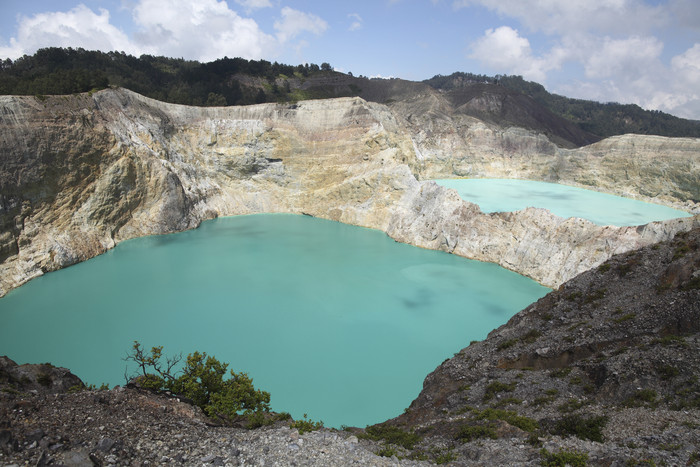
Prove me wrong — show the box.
[124,342,270,424]
[205,92,227,106]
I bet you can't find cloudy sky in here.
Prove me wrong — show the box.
[1,0,699,119]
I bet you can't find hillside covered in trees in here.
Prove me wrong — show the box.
[0,47,338,107]
[425,72,700,139]
[2,47,699,141]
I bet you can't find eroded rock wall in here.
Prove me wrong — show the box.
[402,101,700,212]
[1,89,698,296]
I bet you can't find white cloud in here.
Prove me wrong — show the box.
[453,0,668,36]
[457,0,700,119]
[665,43,700,118]
[583,36,663,79]
[348,13,363,32]
[469,26,560,82]
[0,1,330,64]
[234,0,273,11]
[671,43,700,87]
[555,42,700,120]
[131,0,276,61]
[274,7,328,44]
[0,5,135,59]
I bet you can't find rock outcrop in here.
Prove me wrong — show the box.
[1,88,699,297]
[0,356,83,395]
[377,224,700,466]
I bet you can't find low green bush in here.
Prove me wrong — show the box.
[360,424,421,449]
[552,414,607,442]
[483,381,516,401]
[124,342,270,426]
[475,408,538,432]
[540,448,588,467]
[623,389,658,408]
[455,424,497,442]
[290,413,323,434]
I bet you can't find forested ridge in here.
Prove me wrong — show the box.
[0,47,338,107]
[425,72,700,139]
[2,47,699,140]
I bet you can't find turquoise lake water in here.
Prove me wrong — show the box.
[433,178,691,226]
[0,214,549,428]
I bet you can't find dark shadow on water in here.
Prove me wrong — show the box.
[479,300,509,317]
[399,287,435,310]
[524,189,574,200]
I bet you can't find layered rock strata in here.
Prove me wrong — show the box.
[398,95,700,211]
[1,88,698,296]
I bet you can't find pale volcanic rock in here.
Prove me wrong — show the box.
[1,88,698,296]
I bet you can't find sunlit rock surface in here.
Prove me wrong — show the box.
[1,88,698,296]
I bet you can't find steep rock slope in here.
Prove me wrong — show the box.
[401,93,700,211]
[378,227,700,465]
[1,89,698,297]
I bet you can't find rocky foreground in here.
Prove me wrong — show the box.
[2,227,698,466]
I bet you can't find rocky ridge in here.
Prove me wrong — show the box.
[386,225,700,465]
[0,370,430,467]
[1,224,698,466]
[1,88,699,297]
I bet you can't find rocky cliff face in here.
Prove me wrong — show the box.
[401,95,700,211]
[1,88,698,297]
[379,225,700,466]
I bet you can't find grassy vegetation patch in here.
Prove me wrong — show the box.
[623,389,658,408]
[290,413,323,434]
[654,335,689,348]
[522,329,542,344]
[475,408,538,432]
[682,276,700,290]
[583,288,606,304]
[376,446,397,457]
[360,424,421,450]
[656,364,680,380]
[433,448,458,464]
[552,414,607,442]
[483,381,517,401]
[557,398,586,413]
[671,377,700,409]
[673,243,691,260]
[616,257,639,276]
[455,423,497,442]
[549,368,572,378]
[611,312,636,324]
[566,291,582,301]
[497,339,517,350]
[36,373,52,387]
[540,448,588,467]
[491,397,523,408]
[531,395,556,407]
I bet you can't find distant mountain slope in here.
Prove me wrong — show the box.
[425,72,700,139]
[432,82,600,147]
[3,48,700,147]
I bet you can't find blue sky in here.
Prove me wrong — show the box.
[1,0,699,119]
